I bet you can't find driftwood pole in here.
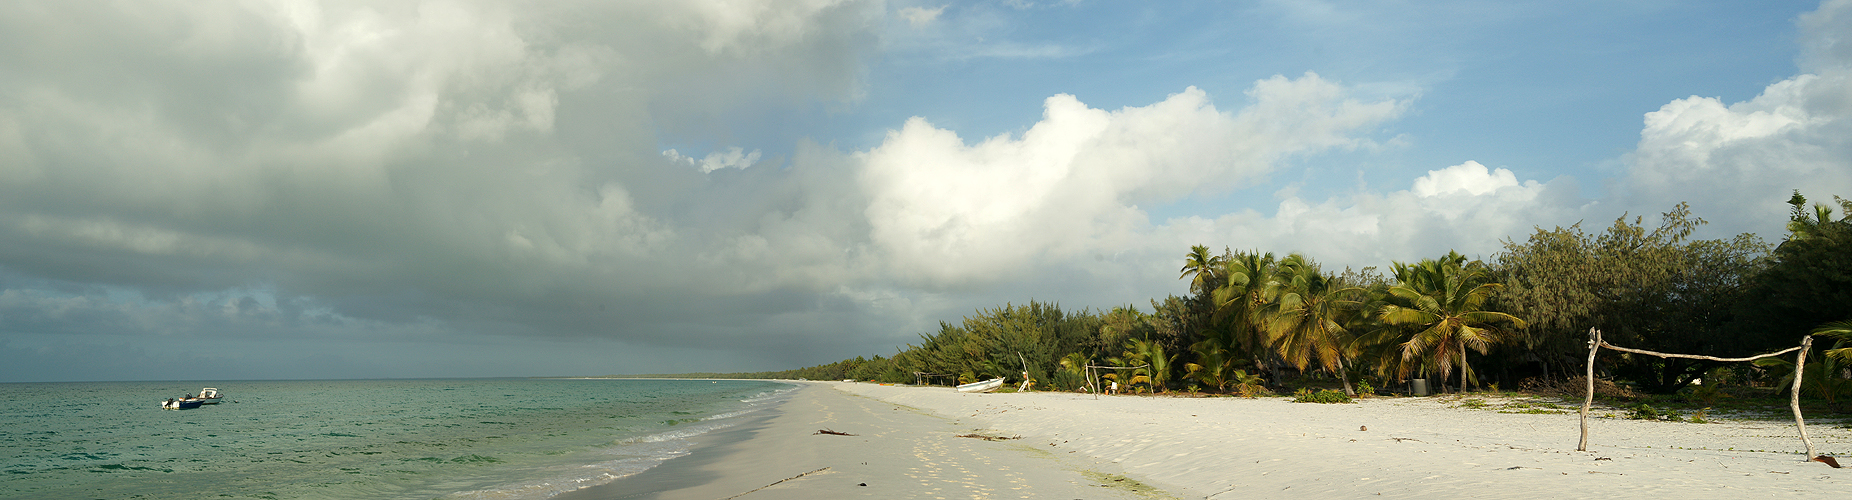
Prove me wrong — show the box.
[1790,335,1817,459]
[1088,365,1098,400]
[1579,328,1600,452]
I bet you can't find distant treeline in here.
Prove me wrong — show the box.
[585,373,788,379]
[742,193,1852,396]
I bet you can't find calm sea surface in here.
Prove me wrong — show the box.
[0,378,796,499]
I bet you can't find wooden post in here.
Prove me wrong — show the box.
[1790,335,1817,459]
[1578,328,1600,452]
[1088,365,1098,400]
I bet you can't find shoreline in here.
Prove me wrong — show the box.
[558,382,1147,499]
[558,405,782,499]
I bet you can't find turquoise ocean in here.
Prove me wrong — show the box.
[0,378,797,499]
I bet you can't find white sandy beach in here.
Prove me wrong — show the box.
[567,382,1849,499]
[838,382,1851,498]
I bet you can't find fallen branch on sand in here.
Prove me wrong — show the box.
[720,467,831,500]
[956,433,1022,441]
[815,429,855,436]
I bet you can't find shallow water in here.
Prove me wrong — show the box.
[0,378,795,499]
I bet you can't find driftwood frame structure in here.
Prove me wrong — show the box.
[913,372,956,387]
[1577,328,1818,459]
[1085,363,1150,400]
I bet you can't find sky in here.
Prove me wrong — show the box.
[2,0,1849,382]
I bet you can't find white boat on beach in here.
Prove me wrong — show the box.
[955,377,1005,393]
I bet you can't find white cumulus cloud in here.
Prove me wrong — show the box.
[856,74,1406,285]
[899,5,946,27]
[663,147,764,172]
[1621,0,1852,236]
[1412,161,1524,197]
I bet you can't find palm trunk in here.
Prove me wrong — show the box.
[1459,343,1468,394]
[1339,357,1355,396]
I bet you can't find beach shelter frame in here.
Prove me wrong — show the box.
[1084,363,1150,399]
[913,372,956,387]
[1577,328,1818,459]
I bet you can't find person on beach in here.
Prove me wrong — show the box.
[1109,380,1118,395]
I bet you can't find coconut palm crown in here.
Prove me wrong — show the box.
[1376,251,1527,393]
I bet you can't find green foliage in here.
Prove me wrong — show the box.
[1815,320,1852,363]
[750,192,1840,403]
[1363,251,1525,393]
[1209,251,1279,363]
[1230,370,1269,398]
[1494,202,1771,392]
[1120,338,1176,393]
[1292,388,1351,404]
[1626,404,1683,421]
[1184,340,1239,391]
[1687,384,1730,406]
[1261,254,1365,396]
[1733,193,1852,346]
[1753,338,1852,405]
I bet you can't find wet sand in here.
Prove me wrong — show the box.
[557,382,1150,499]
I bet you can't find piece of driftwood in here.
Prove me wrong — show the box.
[815,429,855,436]
[1791,335,1816,459]
[1579,328,1600,452]
[720,467,831,500]
[1596,342,1803,362]
[955,433,1021,441]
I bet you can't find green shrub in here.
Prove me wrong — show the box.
[1626,404,1685,421]
[1292,388,1352,404]
[1625,404,1660,420]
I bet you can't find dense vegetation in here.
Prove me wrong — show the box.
[718,193,1852,399]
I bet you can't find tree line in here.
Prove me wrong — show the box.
[742,192,1852,397]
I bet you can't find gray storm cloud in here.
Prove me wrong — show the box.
[2,0,1850,381]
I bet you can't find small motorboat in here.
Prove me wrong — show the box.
[161,398,202,410]
[956,377,1006,393]
[197,388,223,404]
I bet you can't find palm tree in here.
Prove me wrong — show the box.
[1229,369,1267,397]
[1785,190,1852,242]
[1115,338,1175,393]
[1258,254,1364,395]
[1211,251,1277,357]
[1180,245,1223,296]
[1376,251,1527,393]
[1184,339,1237,391]
[1755,337,1852,406]
[1814,320,1852,362]
[1058,352,1092,391]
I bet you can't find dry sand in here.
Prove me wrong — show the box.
[567,382,1850,499]
[838,382,1851,498]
